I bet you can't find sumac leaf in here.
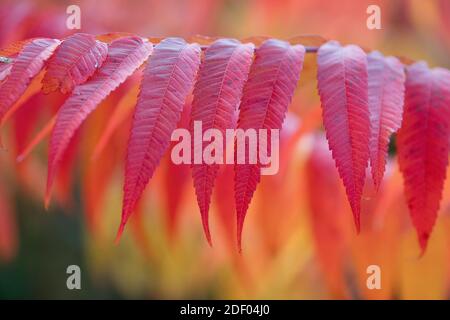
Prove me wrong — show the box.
[165,102,193,242]
[397,61,450,253]
[235,39,305,250]
[367,51,405,188]
[0,63,12,82]
[317,40,370,231]
[0,39,32,57]
[118,38,201,238]
[191,38,254,244]
[0,38,60,121]
[0,39,34,83]
[91,82,140,160]
[46,36,152,206]
[306,134,348,298]
[42,33,108,94]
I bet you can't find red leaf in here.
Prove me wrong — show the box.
[81,95,124,235]
[190,38,254,244]
[0,40,33,82]
[397,62,450,253]
[42,33,108,94]
[0,39,32,57]
[367,51,405,188]
[91,82,140,160]
[317,40,370,231]
[164,102,193,242]
[0,38,60,121]
[0,63,11,82]
[17,114,56,163]
[54,130,80,207]
[46,36,152,206]
[12,94,43,155]
[306,134,348,298]
[235,39,305,250]
[215,164,237,250]
[118,38,201,239]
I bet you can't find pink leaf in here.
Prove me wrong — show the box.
[367,51,405,188]
[0,38,60,121]
[235,39,305,250]
[0,62,12,82]
[118,38,201,239]
[306,134,348,297]
[397,62,450,253]
[165,102,192,242]
[317,40,370,231]
[191,38,254,244]
[46,36,152,206]
[42,33,108,94]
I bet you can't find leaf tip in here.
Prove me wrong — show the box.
[201,215,213,246]
[418,231,430,257]
[115,220,127,245]
[236,213,246,253]
[45,170,54,210]
[351,202,361,234]
[44,194,51,210]
[373,179,381,193]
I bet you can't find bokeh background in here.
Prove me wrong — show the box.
[0,0,450,299]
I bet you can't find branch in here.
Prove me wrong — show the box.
[199,45,319,53]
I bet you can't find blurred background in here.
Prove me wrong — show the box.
[0,0,450,299]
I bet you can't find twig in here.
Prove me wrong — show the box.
[199,45,320,53]
[305,46,319,53]
[0,56,12,63]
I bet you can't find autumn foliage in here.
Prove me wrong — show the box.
[0,31,449,260]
